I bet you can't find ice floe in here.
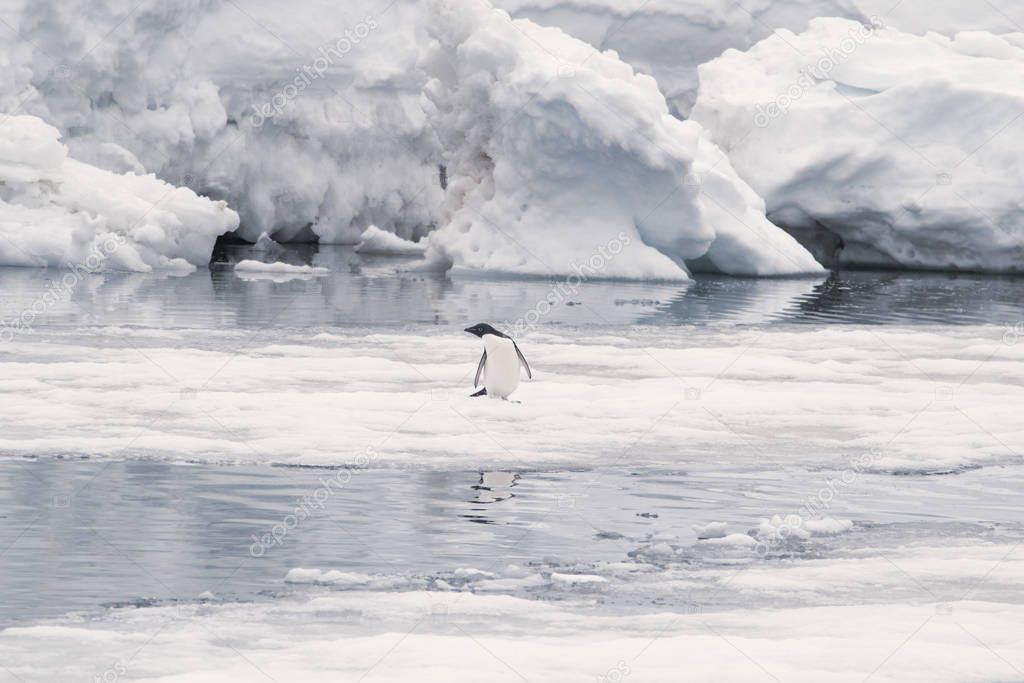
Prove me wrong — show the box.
[0,115,238,271]
[422,0,822,279]
[355,225,427,256]
[0,325,1020,474]
[692,18,1024,273]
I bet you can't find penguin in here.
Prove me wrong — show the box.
[463,323,532,399]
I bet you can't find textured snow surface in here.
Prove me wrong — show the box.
[2,565,1023,682]
[355,225,427,255]
[692,18,1024,273]
[1,325,1019,474]
[0,0,442,246]
[233,260,328,275]
[0,115,238,271]
[496,0,1024,115]
[422,0,822,279]
[3,0,1018,275]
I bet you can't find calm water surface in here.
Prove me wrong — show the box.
[3,459,1024,625]
[0,244,1019,330]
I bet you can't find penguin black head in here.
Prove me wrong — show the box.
[464,323,505,338]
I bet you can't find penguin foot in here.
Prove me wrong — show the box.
[469,388,487,397]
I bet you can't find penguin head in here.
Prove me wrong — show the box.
[464,323,504,338]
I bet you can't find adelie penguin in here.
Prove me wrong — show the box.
[464,323,532,399]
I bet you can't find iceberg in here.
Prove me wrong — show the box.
[233,260,328,275]
[0,0,825,279]
[0,115,238,271]
[4,0,1011,276]
[421,0,822,280]
[2,0,442,246]
[692,18,1024,273]
[355,225,427,255]
[494,0,860,116]
[494,0,1022,116]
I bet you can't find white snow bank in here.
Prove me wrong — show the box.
[422,0,822,280]
[496,0,1022,116]
[0,116,238,271]
[3,0,1019,276]
[692,18,1024,273]
[1,0,441,245]
[494,0,858,116]
[355,225,426,255]
[233,260,328,275]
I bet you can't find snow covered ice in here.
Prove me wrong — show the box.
[494,0,1023,116]
[3,0,1023,274]
[1,0,442,246]
[1,323,1021,475]
[0,115,238,271]
[422,0,822,279]
[692,18,1024,273]
[355,225,427,255]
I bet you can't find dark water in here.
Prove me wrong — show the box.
[0,245,1021,332]
[3,458,1024,625]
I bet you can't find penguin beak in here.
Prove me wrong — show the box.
[464,326,475,335]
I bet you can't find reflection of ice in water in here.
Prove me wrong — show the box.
[471,471,520,504]
[0,247,1020,330]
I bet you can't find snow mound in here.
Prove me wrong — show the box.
[355,225,427,255]
[2,0,441,246]
[233,260,328,275]
[0,115,238,271]
[692,18,1024,273]
[693,521,730,539]
[496,0,1021,116]
[495,0,859,116]
[421,0,822,280]
[756,515,855,544]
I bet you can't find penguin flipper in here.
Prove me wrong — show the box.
[470,388,487,397]
[512,341,532,379]
[474,350,487,388]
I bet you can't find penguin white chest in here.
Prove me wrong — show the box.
[482,334,521,399]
